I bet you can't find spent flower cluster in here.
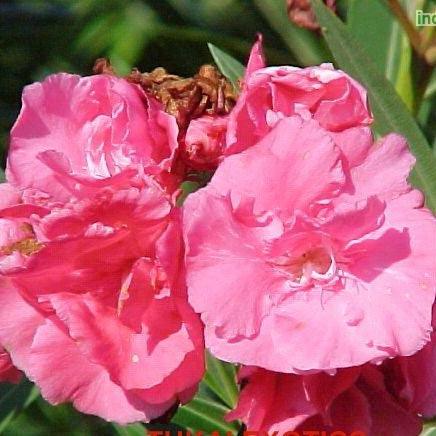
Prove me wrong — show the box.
[0,36,435,434]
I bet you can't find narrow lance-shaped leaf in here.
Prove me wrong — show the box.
[208,43,244,89]
[172,396,240,434]
[0,379,39,432]
[115,422,187,435]
[348,0,415,110]
[420,422,436,436]
[312,0,436,211]
[113,423,146,436]
[424,73,436,100]
[203,351,239,409]
[347,0,405,85]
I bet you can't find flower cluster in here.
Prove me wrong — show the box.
[0,73,204,423]
[0,37,435,434]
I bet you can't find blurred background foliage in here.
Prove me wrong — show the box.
[0,0,435,434]
[1,0,434,166]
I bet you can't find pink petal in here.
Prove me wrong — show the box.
[0,277,45,371]
[8,73,179,201]
[184,193,281,340]
[215,117,345,216]
[29,318,170,423]
[359,366,423,435]
[227,368,317,431]
[245,34,266,78]
[338,133,416,205]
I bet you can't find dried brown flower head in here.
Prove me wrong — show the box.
[126,64,237,130]
[92,58,115,75]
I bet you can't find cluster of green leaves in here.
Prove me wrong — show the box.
[0,0,435,434]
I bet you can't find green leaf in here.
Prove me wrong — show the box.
[113,423,146,436]
[208,43,244,88]
[417,93,436,144]
[28,398,110,436]
[312,0,436,211]
[172,396,239,434]
[394,1,421,112]
[0,167,5,183]
[177,181,201,206]
[0,379,39,432]
[203,352,238,409]
[394,32,415,111]
[421,422,436,436]
[253,0,330,66]
[347,0,403,82]
[424,72,436,100]
[114,422,184,436]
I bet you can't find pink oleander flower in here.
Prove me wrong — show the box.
[0,346,21,384]
[228,309,436,435]
[0,73,204,423]
[182,115,228,171]
[226,38,372,156]
[381,305,436,420]
[7,72,180,201]
[226,363,424,435]
[183,115,436,373]
[0,178,204,423]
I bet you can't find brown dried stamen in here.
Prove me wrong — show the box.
[1,238,44,256]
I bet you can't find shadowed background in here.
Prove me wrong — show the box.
[1,0,434,169]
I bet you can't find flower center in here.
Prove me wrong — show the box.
[273,246,336,287]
